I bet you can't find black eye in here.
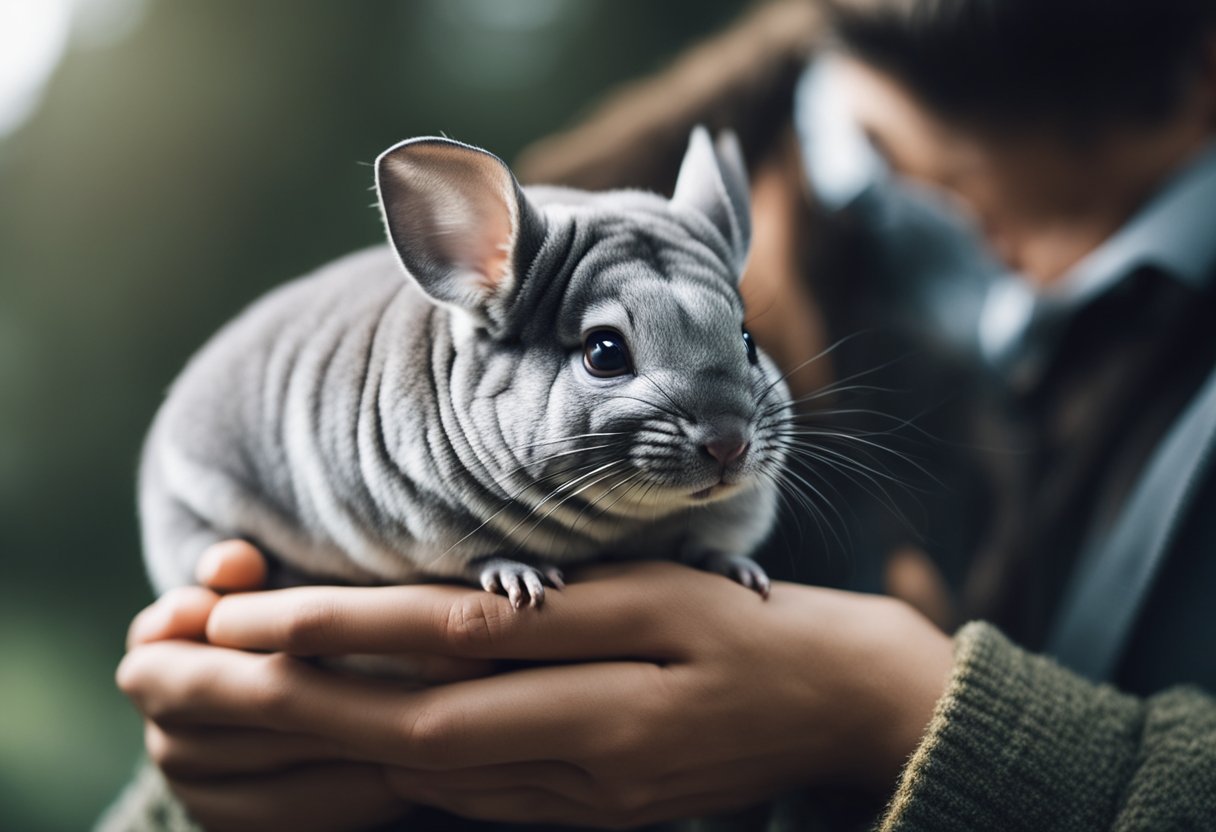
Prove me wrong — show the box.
[742,328,758,365]
[583,329,633,377]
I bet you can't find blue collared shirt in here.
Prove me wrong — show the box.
[982,140,1216,384]
[794,58,1216,384]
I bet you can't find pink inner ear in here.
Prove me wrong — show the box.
[445,153,518,294]
[471,195,513,292]
[378,139,524,308]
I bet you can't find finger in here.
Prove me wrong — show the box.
[126,586,220,649]
[357,660,677,770]
[145,722,344,781]
[196,539,268,593]
[120,640,666,770]
[167,763,407,832]
[118,641,374,733]
[207,561,730,660]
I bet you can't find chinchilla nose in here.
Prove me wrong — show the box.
[691,416,752,466]
[703,437,749,465]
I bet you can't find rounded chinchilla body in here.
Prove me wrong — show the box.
[139,127,792,605]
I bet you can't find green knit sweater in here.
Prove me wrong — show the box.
[97,623,1216,831]
[882,623,1216,831]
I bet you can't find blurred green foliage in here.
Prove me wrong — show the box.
[0,1,745,828]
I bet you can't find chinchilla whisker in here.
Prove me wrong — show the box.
[761,383,902,416]
[778,437,902,488]
[780,444,921,528]
[559,467,638,561]
[804,352,911,393]
[754,330,872,402]
[503,440,630,477]
[782,474,842,559]
[509,457,626,523]
[511,461,629,553]
[776,464,851,553]
[752,383,787,417]
[779,440,919,493]
[498,452,623,493]
[436,456,623,561]
[777,408,940,445]
[637,372,695,421]
[599,476,653,546]
[569,468,647,538]
[783,451,907,529]
[517,459,626,523]
[590,469,648,519]
[757,352,915,417]
[754,467,804,550]
[781,406,918,425]
[635,478,663,526]
[511,431,631,451]
[605,393,688,423]
[779,429,941,485]
[630,450,683,461]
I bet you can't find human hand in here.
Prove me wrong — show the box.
[119,560,953,829]
[120,540,485,831]
[125,540,267,650]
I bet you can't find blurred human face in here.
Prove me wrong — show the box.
[837,58,1215,286]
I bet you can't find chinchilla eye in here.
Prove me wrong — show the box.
[583,329,632,377]
[742,328,758,365]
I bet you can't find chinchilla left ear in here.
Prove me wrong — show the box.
[670,125,752,277]
[375,137,543,318]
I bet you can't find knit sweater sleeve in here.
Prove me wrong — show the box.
[879,621,1216,831]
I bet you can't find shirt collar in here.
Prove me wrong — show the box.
[1048,139,1216,305]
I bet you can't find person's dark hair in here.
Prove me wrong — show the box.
[824,0,1216,131]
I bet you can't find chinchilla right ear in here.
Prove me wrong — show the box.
[375,137,544,320]
[670,125,752,277]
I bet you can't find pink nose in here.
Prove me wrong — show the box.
[703,439,748,465]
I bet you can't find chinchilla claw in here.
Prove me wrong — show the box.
[477,558,564,608]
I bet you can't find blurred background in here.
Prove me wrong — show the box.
[0,1,750,828]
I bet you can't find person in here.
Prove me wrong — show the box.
[103,0,1216,829]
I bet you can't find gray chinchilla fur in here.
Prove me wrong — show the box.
[139,126,791,606]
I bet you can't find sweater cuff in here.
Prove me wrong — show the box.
[879,621,1144,832]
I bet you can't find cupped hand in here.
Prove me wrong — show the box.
[121,541,477,831]
[119,552,953,829]
[126,540,266,648]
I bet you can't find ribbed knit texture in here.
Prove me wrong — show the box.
[95,762,199,832]
[881,622,1216,831]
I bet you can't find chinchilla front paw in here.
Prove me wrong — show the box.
[474,556,565,609]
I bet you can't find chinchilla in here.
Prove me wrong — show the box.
[139,126,792,607]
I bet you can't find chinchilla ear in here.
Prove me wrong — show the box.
[375,137,542,317]
[670,126,751,277]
